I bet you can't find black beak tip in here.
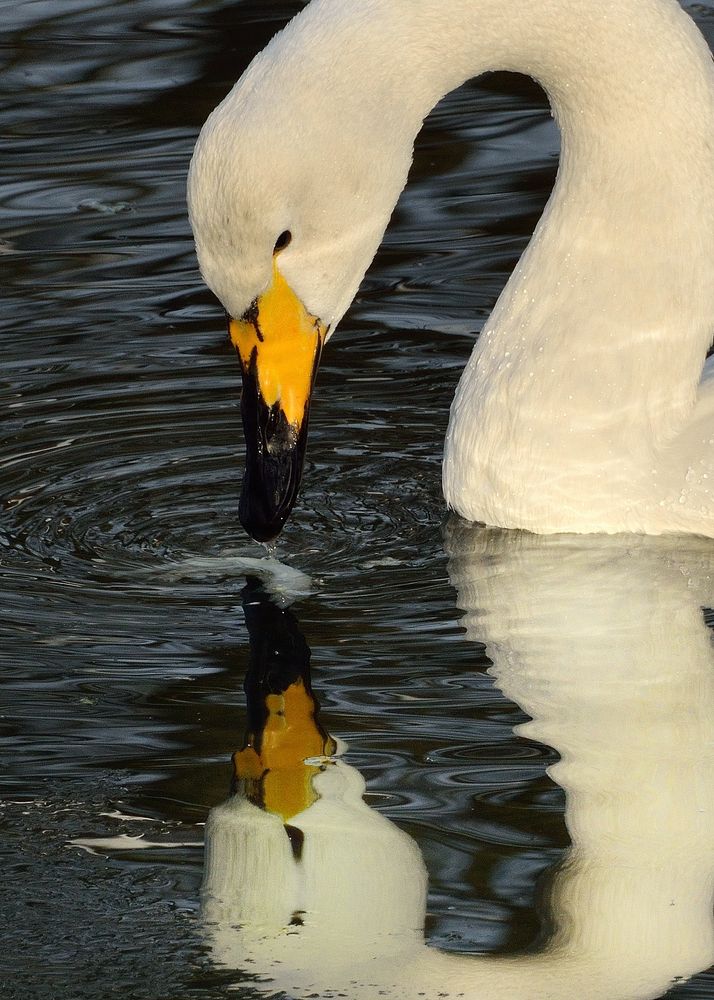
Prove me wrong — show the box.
[238,466,299,544]
[242,520,284,544]
[238,366,312,544]
[239,488,291,544]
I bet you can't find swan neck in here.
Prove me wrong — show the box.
[312,1,714,142]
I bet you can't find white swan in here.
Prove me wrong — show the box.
[187,0,714,541]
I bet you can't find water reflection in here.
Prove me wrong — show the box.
[202,578,428,977]
[203,528,714,999]
[232,578,336,824]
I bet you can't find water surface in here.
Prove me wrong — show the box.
[2,2,714,997]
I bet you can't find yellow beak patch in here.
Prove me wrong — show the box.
[233,678,337,821]
[228,262,327,429]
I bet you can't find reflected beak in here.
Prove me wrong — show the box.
[233,678,334,821]
[228,262,327,542]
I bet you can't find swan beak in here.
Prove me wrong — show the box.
[228,264,326,542]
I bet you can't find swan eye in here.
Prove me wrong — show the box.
[273,230,292,254]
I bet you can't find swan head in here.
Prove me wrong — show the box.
[187,22,414,541]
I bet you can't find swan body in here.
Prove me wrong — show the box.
[188,0,714,538]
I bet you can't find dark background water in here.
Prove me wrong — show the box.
[2,1,714,997]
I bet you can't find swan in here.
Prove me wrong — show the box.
[187,0,714,542]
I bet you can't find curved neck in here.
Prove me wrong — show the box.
[291,0,714,439]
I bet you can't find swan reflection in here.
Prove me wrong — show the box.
[202,578,427,976]
[202,532,714,998]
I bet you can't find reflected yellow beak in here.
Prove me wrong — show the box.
[228,262,327,542]
[234,576,338,823]
[233,678,336,821]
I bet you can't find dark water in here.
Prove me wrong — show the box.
[3,2,714,998]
